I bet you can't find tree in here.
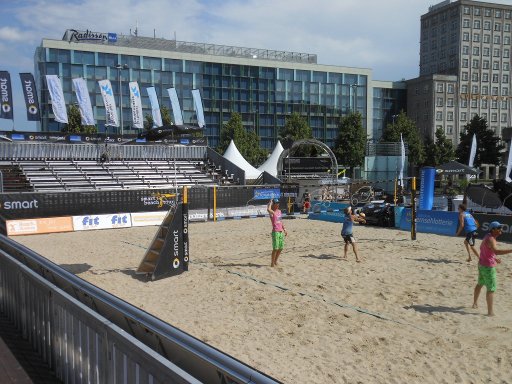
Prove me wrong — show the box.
[382,110,424,166]
[455,115,504,166]
[423,127,455,166]
[62,104,97,134]
[143,106,172,131]
[278,113,313,156]
[217,112,267,165]
[333,112,367,170]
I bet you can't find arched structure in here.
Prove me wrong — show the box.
[276,138,338,181]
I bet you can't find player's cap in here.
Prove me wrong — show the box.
[272,198,280,204]
[489,221,503,230]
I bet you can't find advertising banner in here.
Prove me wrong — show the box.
[419,167,435,210]
[191,89,205,128]
[72,213,132,231]
[72,77,95,125]
[167,87,183,125]
[129,81,143,129]
[254,188,280,200]
[6,216,73,236]
[46,75,68,123]
[98,79,119,127]
[399,209,459,236]
[0,71,14,120]
[19,73,40,121]
[146,87,163,128]
[130,211,167,227]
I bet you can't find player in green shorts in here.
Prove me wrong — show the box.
[267,198,288,267]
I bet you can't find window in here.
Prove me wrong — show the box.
[436,83,444,92]
[482,99,488,108]
[473,47,480,55]
[447,111,454,121]
[505,36,511,45]
[447,98,454,107]
[473,33,480,42]
[464,6,470,15]
[461,112,467,121]
[474,8,481,16]
[461,85,468,93]
[493,61,500,70]
[491,113,498,122]
[474,20,481,29]
[503,88,509,96]
[462,45,470,55]
[483,47,490,57]
[493,74,499,83]
[504,62,510,71]
[494,35,501,44]
[482,85,489,94]
[461,99,468,108]
[483,73,489,82]
[506,11,511,19]
[447,84,454,93]
[436,97,444,106]
[463,19,470,28]
[492,99,498,108]
[436,111,443,121]
[484,8,491,17]
[482,113,488,120]
[495,23,501,31]
[472,59,479,68]
[462,72,469,80]
[501,113,508,123]
[504,49,510,58]
[484,21,491,30]
[447,125,453,134]
[504,74,509,83]
[462,59,469,68]
[484,34,491,43]
[471,99,478,108]
[471,85,479,94]
[483,60,490,69]
[502,100,508,108]
[496,10,502,18]
[505,24,511,32]
[463,32,470,41]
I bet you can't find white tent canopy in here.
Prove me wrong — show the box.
[223,140,262,179]
[257,140,284,177]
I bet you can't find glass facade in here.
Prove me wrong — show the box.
[372,87,407,141]
[36,44,374,149]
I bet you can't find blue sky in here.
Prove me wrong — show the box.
[2,0,504,131]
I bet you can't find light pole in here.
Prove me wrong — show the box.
[115,63,128,136]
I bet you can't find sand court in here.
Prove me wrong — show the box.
[14,217,512,383]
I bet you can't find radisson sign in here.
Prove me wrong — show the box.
[64,29,117,43]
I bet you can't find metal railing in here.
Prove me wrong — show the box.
[0,142,207,162]
[0,234,279,384]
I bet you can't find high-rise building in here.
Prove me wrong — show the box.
[409,0,512,144]
[34,29,406,150]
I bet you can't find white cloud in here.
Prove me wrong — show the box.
[0,26,31,42]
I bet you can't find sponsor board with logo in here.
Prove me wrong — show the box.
[6,216,73,236]
[130,211,167,227]
[73,213,132,231]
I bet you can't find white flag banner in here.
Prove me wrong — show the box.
[98,80,119,127]
[191,88,205,128]
[399,134,405,186]
[506,140,512,183]
[129,81,143,129]
[45,75,68,123]
[468,134,477,168]
[72,78,95,125]
[146,87,163,127]
[167,87,183,125]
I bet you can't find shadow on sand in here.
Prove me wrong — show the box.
[405,257,463,265]
[300,253,339,260]
[404,304,476,316]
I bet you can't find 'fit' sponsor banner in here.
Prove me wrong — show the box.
[19,73,40,121]
[0,71,14,120]
[130,211,167,226]
[129,81,143,129]
[46,75,68,123]
[73,213,132,231]
[98,79,119,127]
[6,216,73,236]
[72,77,95,125]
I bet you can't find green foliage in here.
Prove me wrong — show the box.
[423,127,455,166]
[217,112,267,166]
[143,106,172,130]
[333,112,367,168]
[382,110,424,165]
[279,113,314,156]
[62,104,97,134]
[455,115,505,166]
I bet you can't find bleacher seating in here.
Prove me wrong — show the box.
[12,159,221,192]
